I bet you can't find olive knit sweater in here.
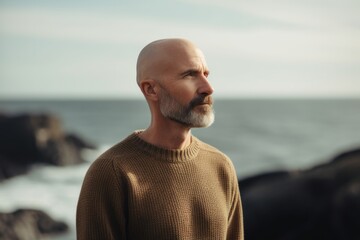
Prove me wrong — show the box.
[76,131,244,240]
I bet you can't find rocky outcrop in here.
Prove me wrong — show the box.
[0,208,68,240]
[0,113,95,180]
[239,147,360,240]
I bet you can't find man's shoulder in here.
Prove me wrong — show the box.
[97,140,128,160]
[89,133,138,170]
[196,137,224,153]
[195,137,231,162]
[195,137,238,179]
[98,132,139,159]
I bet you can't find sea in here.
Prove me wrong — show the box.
[0,98,360,239]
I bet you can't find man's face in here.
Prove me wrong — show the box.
[148,40,215,128]
[158,84,214,128]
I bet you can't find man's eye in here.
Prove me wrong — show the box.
[189,71,197,76]
[184,71,196,77]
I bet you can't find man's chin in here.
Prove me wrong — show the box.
[191,112,215,128]
[168,112,214,128]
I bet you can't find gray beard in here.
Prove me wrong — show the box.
[158,88,214,128]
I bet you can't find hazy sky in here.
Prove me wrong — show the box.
[1,0,359,99]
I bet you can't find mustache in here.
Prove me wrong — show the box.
[189,95,213,109]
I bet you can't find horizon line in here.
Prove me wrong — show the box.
[1,95,360,101]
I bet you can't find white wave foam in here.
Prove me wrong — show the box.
[0,145,111,240]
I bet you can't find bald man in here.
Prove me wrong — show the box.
[76,38,244,240]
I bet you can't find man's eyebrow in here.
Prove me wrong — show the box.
[180,69,198,76]
[179,68,209,76]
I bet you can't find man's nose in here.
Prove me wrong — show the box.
[197,75,214,96]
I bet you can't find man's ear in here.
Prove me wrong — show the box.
[139,79,159,101]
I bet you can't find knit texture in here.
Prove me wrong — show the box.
[76,131,244,240]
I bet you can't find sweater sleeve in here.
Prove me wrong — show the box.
[76,157,127,240]
[227,163,244,240]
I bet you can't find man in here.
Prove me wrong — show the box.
[76,38,244,239]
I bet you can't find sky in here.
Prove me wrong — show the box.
[0,0,359,99]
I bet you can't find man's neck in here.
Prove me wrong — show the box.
[139,123,192,150]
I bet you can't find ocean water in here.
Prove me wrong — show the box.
[0,99,360,239]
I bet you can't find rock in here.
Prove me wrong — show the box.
[0,113,95,180]
[0,208,68,240]
[239,147,360,240]
[332,181,360,240]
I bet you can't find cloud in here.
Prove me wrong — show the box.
[0,7,144,44]
[180,0,360,29]
[1,6,359,65]
[1,3,359,98]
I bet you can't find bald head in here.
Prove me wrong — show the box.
[136,38,203,86]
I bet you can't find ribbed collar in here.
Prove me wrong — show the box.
[126,130,200,163]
